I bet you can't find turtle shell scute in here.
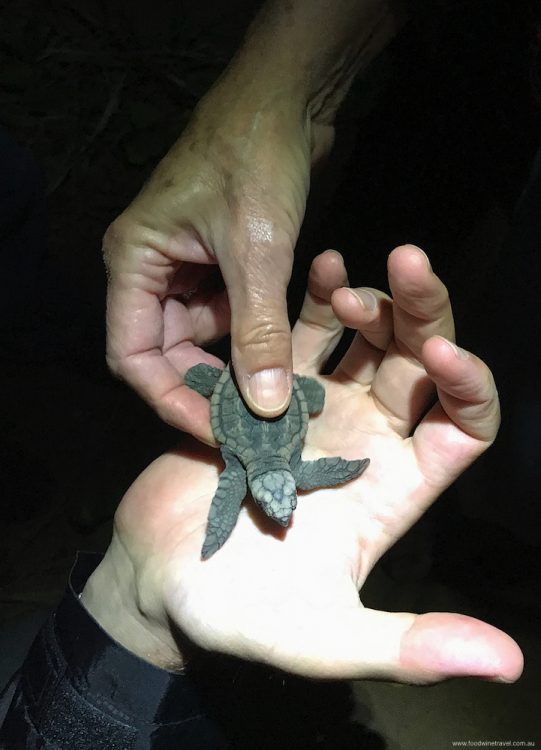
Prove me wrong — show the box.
[210,369,309,464]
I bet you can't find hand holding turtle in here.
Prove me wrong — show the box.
[82,245,523,684]
[101,0,401,441]
[103,78,316,443]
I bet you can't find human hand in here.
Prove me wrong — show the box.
[103,71,330,443]
[83,245,523,684]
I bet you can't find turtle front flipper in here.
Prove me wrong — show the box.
[202,447,247,559]
[291,450,369,490]
[185,363,223,398]
[295,375,325,414]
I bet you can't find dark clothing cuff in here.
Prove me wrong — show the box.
[0,551,226,749]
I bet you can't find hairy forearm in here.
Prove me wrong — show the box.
[224,0,406,123]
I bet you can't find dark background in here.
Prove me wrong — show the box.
[1,0,540,747]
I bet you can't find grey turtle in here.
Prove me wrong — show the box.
[185,363,369,559]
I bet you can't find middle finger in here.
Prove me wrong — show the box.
[370,245,455,435]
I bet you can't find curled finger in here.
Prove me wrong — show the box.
[332,286,393,386]
[413,335,501,493]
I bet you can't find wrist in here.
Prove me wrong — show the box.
[193,0,404,166]
[194,66,330,169]
[80,537,186,672]
[216,0,405,127]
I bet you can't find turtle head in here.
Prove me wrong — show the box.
[249,470,297,526]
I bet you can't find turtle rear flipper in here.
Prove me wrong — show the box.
[185,363,223,398]
[292,451,369,490]
[202,447,247,559]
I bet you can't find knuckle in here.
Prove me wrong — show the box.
[102,214,140,269]
[468,396,501,443]
[430,283,451,316]
[105,353,126,381]
[407,283,450,318]
[155,402,177,428]
[234,320,291,354]
[102,217,127,267]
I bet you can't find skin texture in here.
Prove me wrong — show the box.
[103,0,404,440]
[82,246,523,684]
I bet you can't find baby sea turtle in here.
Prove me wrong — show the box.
[185,364,369,559]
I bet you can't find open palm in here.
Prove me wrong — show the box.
[113,246,522,684]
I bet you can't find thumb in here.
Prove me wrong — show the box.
[320,609,524,684]
[225,243,294,417]
[272,607,523,683]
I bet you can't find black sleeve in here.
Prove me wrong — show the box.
[0,552,227,749]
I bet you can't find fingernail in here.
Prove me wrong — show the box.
[323,248,343,260]
[416,246,432,270]
[246,368,291,413]
[347,288,377,312]
[356,289,377,311]
[445,339,469,360]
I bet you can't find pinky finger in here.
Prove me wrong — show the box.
[423,336,500,443]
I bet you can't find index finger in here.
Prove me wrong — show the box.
[104,219,225,442]
[106,282,223,445]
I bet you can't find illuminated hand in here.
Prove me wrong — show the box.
[84,245,522,684]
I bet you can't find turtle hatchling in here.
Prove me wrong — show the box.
[185,363,369,559]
